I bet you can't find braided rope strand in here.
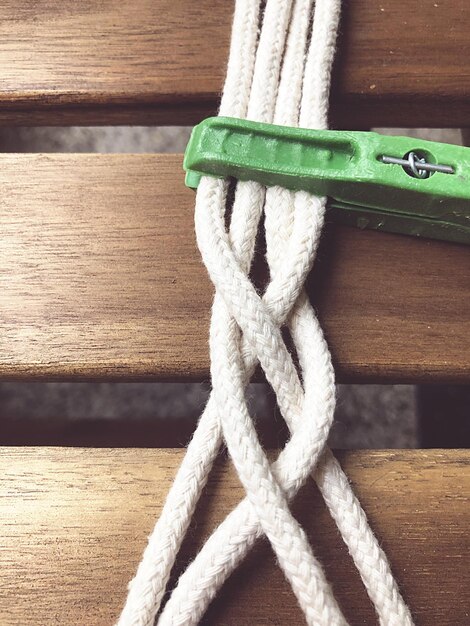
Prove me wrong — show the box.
[194,176,347,626]
[116,2,262,624]
[159,3,343,624]
[119,0,415,624]
[159,1,414,624]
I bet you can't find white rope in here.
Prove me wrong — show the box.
[118,1,415,624]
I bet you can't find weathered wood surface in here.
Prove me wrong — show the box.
[0,448,468,625]
[0,0,468,126]
[1,154,469,382]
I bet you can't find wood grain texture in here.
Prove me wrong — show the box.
[0,448,468,625]
[1,154,469,383]
[0,0,468,127]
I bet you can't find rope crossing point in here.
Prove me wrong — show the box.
[118,1,416,624]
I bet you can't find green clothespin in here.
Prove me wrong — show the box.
[184,117,470,245]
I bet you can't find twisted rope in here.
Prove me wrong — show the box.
[118,1,415,624]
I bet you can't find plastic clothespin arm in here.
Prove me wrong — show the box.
[184,117,470,245]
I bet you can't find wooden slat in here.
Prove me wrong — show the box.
[1,154,469,383]
[0,0,468,127]
[0,448,468,625]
